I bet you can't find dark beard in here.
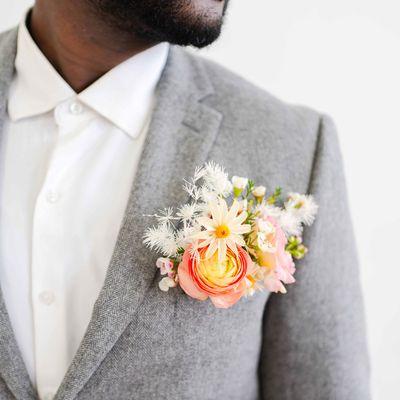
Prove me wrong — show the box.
[87,0,230,48]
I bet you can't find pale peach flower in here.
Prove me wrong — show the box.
[253,216,295,293]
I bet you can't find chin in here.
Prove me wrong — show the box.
[137,1,227,48]
[91,0,229,48]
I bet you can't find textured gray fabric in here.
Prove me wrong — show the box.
[0,27,370,400]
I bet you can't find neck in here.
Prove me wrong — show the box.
[29,1,158,92]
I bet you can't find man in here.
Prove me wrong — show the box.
[0,1,370,399]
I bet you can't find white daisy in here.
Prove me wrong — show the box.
[191,198,251,262]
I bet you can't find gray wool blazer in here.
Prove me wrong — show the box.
[0,28,370,400]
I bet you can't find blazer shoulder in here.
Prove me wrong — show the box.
[188,50,323,142]
[180,50,336,192]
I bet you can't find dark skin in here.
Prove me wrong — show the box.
[30,0,227,92]
[30,0,157,92]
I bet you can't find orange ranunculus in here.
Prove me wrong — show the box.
[177,244,253,308]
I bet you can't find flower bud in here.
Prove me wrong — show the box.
[252,186,266,203]
[232,176,248,197]
[158,276,177,292]
[156,257,174,275]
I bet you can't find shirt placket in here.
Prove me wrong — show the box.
[31,98,86,400]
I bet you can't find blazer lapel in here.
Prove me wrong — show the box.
[55,46,222,400]
[0,28,38,400]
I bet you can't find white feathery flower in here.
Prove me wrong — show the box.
[177,203,199,222]
[143,224,178,257]
[285,193,318,225]
[224,181,233,196]
[278,210,303,237]
[203,161,225,176]
[155,207,175,225]
[254,203,282,219]
[194,201,210,216]
[159,276,177,292]
[183,179,202,201]
[193,165,207,182]
[202,162,233,197]
[199,186,219,204]
[143,224,168,249]
[176,224,201,248]
[232,176,249,190]
[175,229,186,248]
[162,237,179,258]
[183,181,195,197]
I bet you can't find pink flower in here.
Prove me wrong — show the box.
[255,216,296,293]
[177,244,253,309]
[156,257,174,276]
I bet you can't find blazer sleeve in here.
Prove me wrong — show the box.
[258,114,371,399]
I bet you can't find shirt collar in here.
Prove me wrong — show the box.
[78,42,169,139]
[8,18,74,121]
[8,16,169,139]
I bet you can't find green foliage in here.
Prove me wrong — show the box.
[285,235,308,259]
[267,186,282,205]
[244,180,255,199]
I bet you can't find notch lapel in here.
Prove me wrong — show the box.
[0,28,38,400]
[55,46,222,400]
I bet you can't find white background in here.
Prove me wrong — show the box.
[1,1,399,399]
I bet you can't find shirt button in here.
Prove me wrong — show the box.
[42,392,54,400]
[46,191,60,203]
[69,101,83,115]
[39,291,55,306]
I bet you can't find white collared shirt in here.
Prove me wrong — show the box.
[0,18,168,400]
